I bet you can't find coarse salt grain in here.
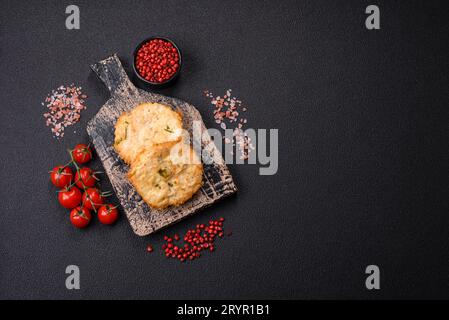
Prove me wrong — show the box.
[42,84,88,138]
[204,89,253,159]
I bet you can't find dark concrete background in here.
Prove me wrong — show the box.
[1,0,449,299]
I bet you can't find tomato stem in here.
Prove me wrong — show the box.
[61,146,114,214]
[68,149,99,213]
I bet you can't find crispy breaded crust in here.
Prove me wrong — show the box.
[113,112,133,164]
[114,103,183,165]
[115,102,203,209]
[127,141,203,209]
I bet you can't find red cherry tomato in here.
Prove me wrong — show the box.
[75,167,97,189]
[70,206,92,229]
[50,166,73,188]
[58,186,82,209]
[72,144,92,164]
[82,188,104,210]
[98,204,119,225]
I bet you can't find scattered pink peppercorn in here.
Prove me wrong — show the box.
[161,217,227,263]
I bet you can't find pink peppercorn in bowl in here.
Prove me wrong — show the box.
[132,37,182,87]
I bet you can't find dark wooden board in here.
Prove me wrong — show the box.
[87,54,237,236]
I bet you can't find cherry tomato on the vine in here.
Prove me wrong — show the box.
[82,188,104,210]
[98,204,119,225]
[58,186,82,209]
[75,167,97,189]
[69,206,92,229]
[50,166,73,188]
[72,144,92,164]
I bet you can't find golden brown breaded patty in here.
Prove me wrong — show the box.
[127,141,203,209]
[114,112,133,164]
[114,103,183,164]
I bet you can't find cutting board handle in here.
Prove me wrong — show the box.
[91,54,138,97]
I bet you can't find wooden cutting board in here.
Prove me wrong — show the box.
[87,54,237,236]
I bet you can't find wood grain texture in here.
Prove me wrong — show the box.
[87,54,237,236]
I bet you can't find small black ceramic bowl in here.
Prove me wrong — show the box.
[132,36,182,88]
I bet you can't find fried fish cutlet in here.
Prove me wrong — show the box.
[127,141,203,209]
[114,103,183,164]
[114,102,203,209]
[113,112,133,163]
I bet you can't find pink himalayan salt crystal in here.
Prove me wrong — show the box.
[203,89,253,159]
[42,84,87,138]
